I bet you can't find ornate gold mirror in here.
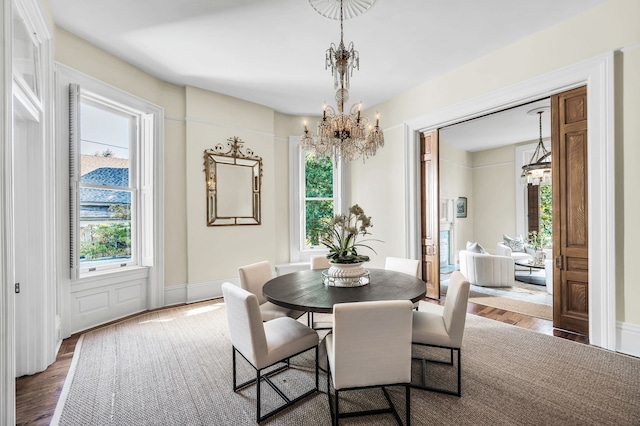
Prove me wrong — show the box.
[204,137,262,226]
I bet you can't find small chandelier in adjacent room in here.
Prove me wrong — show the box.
[521,108,551,185]
[301,0,383,162]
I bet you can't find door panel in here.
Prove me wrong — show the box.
[552,86,589,335]
[420,130,440,299]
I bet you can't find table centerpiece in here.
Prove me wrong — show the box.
[319,204,381,286]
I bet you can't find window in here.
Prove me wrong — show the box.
[303,152,334,248]
[77,96,136,272]
[289,137,345,262]
[68,83,157,278]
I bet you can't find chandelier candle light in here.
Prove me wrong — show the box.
[521,108,551,186]
[301,0,384,162]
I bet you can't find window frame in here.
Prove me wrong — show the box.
[57,64,163,291]
[288,136,347,262]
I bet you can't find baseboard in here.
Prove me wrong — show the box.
[616,321,640,358]
[164,277,239,306]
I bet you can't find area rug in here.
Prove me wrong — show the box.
[52,301,640,426]
[441,279,552,320]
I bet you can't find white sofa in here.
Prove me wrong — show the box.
[458,250,515,288]
[496,242,534,263]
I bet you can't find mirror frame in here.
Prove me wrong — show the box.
[204,137,262,226]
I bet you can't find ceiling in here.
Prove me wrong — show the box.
[440,98,551,152]
[48,0,602,149]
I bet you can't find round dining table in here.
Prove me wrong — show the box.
[262,268,426,314]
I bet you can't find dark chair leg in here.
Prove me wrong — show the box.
[406,384,411,426]
[411,344,462,397]
[232,348,237,391]
[256,368,261,423]
[334,389,339,426]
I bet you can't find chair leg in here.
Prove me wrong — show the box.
[256,368,261,423]
[334,389,339,426]
[405,384,411,426]
[411,345,462,397]
[232,348,237,391]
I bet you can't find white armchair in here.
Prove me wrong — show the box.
[458,250,514,287]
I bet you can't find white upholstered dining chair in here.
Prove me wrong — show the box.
[411,270,470,396]
[221,282,319,423]
[310,254,331,270]
[238,260,305,322]
[308,255,332,329]
[385,256,422,310]
[326,300,413,425]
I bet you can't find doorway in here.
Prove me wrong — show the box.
[406,52,616,350]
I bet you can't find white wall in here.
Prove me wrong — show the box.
[438,139,474,261]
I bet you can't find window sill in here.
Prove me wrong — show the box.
[73,265,149,288]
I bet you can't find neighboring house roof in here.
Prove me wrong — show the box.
[81,167,129,187]
[80,155,129,177]
[80,167,130,207]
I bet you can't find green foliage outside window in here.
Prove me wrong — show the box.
[304,152,334,246]
[539,184,552,244]
[80,204,132,261]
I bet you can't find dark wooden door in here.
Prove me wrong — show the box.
[420,130,440,299]
[552,86,589,335]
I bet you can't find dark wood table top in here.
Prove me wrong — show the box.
[262,268,426,314]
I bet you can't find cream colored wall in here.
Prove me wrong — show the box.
[471,145,516,254]
[185,86,278,283]
[438,139,473,262]
[352,0,640,325]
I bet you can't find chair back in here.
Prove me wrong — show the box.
[385,256,421,278]
[238,261,273,305]
[221,282,268,366]
[331,300,413,389]
[442,271,471,348]
[310,255,331,270]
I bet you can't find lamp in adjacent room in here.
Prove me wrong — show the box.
[521,108,551,185]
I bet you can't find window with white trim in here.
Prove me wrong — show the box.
[289,137,345,262]
[69,85,155,277]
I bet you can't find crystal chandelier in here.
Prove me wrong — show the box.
[301,0,383,162]
[521,109,551,186]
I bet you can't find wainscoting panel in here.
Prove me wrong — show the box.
[70,269,149,334]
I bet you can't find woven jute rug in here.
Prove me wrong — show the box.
[52,301,640,425]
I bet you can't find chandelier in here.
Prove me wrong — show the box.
[301,0,383,162]
[521,108,551,186]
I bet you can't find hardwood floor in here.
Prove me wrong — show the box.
[15,298,589,426]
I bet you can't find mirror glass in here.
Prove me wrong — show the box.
[204,137,262,226]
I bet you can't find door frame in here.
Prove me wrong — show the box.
[403,51,616,350]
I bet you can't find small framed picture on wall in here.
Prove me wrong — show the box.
[456,197,467,218]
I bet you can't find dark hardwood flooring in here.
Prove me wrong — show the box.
[15,298,589,426]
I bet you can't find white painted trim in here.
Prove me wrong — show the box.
[1,0,15,422]
[405,52,616,350]
[187,277,239,304]
[616,321,640,359]
[164,284,188,307]
[288,136,346,262]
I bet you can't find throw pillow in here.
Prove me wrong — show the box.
[503,234,524,252]
[466,241,486,254]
